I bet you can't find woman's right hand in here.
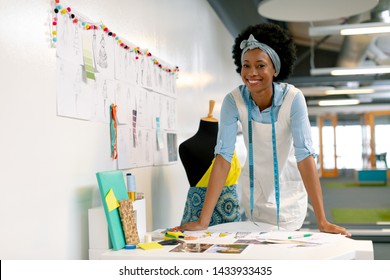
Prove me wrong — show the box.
[178,220,208,231]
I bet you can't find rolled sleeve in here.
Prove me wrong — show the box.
[214,93,239,163]
[290,91,316,162]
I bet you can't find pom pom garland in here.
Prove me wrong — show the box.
[50,0,179,74]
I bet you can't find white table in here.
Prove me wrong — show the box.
[89,220,374,260]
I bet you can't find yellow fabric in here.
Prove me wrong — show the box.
[196,151,241,187]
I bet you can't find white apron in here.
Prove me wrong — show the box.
[232,85,308,230]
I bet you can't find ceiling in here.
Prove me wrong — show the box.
[207,0,390,117]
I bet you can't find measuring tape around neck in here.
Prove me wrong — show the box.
[247,95,280,229]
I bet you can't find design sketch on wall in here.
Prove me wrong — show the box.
[53,2,179,168]
[56,59,92,120]
[97,34,108,69]
[92,30,115,79]
[55,9,83,65]
[91,75,115,123]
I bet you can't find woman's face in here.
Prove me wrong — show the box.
[240,48,276,94]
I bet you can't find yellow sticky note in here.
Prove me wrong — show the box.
[105,188,120,212]
[137,242,163,250]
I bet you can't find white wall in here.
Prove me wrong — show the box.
[0,0,241,259]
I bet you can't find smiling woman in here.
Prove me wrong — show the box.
[178,23,351,237]
[240,48,276,110]
[231,24,296,81]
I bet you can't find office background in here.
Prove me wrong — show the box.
[1,0,389,259]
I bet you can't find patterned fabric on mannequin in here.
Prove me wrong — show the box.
[181,151,241,226]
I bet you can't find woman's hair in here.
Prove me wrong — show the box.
[232,23,297,81]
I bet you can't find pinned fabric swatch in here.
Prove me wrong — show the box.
[110,104,118,159]
[105,188,120,212]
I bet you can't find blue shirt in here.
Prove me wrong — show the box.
[215,83,315,163]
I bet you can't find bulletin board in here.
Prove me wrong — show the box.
[51,0,179,169]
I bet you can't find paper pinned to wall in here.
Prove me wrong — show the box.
[54,3,179,168]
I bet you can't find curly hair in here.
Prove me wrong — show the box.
[232,23,297,82]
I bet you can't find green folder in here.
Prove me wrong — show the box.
[96,170,128,250]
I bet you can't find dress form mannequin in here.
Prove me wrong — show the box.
[179,100,218,186]
[179,100,241,226]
